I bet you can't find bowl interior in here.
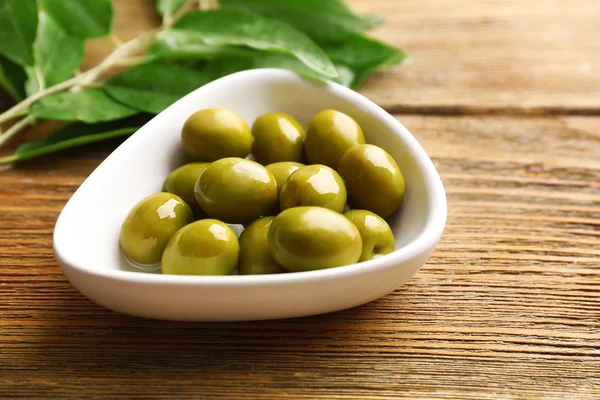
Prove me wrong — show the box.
[54,69,441,275]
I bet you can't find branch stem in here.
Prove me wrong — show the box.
[0,0,194,154]
[0,155,17,165]
[114,56,152,68]
[0,115,36,149]
[0,30,157,126]
[170,0,197,24]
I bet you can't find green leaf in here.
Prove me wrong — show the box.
[248,52,331,83]
[104,62,213,114]
[40,0,113,39]
[31,88,139,123]
[0,0,38,66]
[0,54,26,100]
[198,51,330,84]
[23,67,39,96]
[25,13,85,94]
[148,36,247,61]
[219,0,371,40]
[8,115,151,163]
[332,64,355,88]
[156,0,185,20]
[104,51,333,116]
[362,14,384,29]
[102,50,334,116]
[150,8,337,78]
[320,35,406,89]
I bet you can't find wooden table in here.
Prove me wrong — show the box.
[1,0,599,398]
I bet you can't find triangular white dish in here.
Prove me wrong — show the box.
[54,69,447,321]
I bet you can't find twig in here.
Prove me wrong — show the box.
[0,115,36,149]
[2,109,28,121]
[0,77,74,125]
[113,56,152,68]
[75,30,158,87]
[169,0,197,25]
[0,154,17,165]
[110,33,124,47]
[0,0,194,151]
[0,30,158,126]
[203,0,218,9]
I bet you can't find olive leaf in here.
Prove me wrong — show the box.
[39,0,113,39]
[148,38,245,61]
[0,0,38,66]
[320,35,406,89]
[3,115,151,164]
[332,64,355,88]
[0,0,406,166]
[361,14,384,29]
[30,88,138,123]
[247,52,331,83]
[25,13,85,95]
[197,51,331,84]
[156,0,185,20]
[104,62,213,114]
[105,53,332,115]
[0,54,26,101]
[150,8,337,78]
[219,0,374,40]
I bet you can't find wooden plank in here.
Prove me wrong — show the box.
[75,0,600,113]
[348,0,600,113]
[1,115,599,399]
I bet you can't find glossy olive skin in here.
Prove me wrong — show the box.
[344,210,395,262]
[194,157,278,224]
[161,219,239,275]
[238,217,287,275]
[120,193,194,266]
[279,164,347,213]
[181,108,253,161]
[268,207,362,272]
[337,144,405,219]
[265,161,305,197]
[304,110,365,169]
[252,112,306,165]
[162,162,209,217]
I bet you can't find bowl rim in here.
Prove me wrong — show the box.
[53,68,447,287]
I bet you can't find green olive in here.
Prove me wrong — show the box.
[238,217,287,275]
[162,162,209,218]
[181,108,253,161]
[344,210,395,262]
[251,112,306,165]
[120,193,194,266]
[265,161,305,197]
[194,157,278,224]
[304,109,365,169]
[161,219,239,275]
[268,207,362,272]
[337,144,405,219]
[279,164,347,213]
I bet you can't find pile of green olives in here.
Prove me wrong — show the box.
[120,108,406,276]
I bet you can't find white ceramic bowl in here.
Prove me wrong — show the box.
[53,68,447,321]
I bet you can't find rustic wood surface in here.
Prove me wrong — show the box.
[1,0,599,399]
[350,0,600,113]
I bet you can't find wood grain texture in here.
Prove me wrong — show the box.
[347,0,600,113]
[1,0,600,399]
[1,115,599,399]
